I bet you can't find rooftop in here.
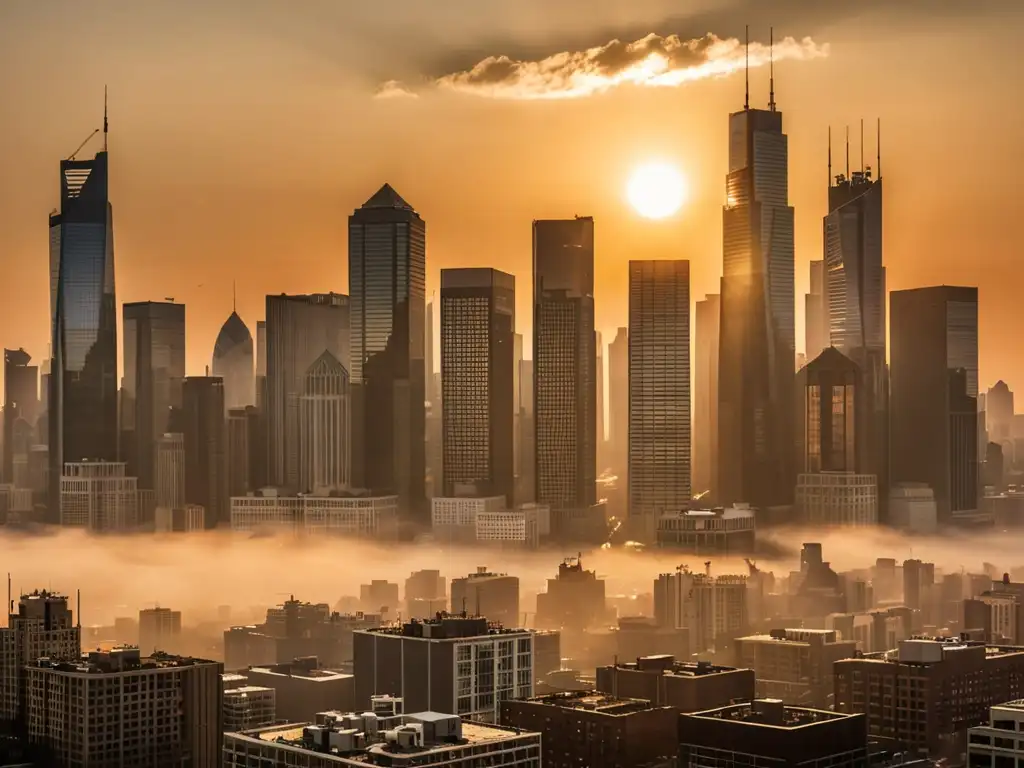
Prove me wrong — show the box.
[607,656,745,677]
[659,503,754,520]
[362,613,527,640]
[517,691,658,715]
[249,664,352,683]
[689,700,852,729]
[34,647,217,675]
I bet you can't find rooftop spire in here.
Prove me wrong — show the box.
[769,27,776,112]
[860,118,865,173]
[233,279,237,313]
[828,126,832,188]
[744,25,749,111]
[876,118,881,179]
[103,85,108,152]
[845,125,850,179]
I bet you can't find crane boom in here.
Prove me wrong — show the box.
[68,128,100,161]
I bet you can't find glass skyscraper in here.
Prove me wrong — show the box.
[48,146,117,521]
[627,259,690,542]
[212,310,255,411]
[533,217,596,512]
[718,99,796,508]
[440,267,515,504]
[348,184,426,521]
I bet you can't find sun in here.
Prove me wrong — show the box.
[627,162,687,220]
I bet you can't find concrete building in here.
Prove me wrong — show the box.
[967,700,1024,768]
[247,661,354,723]
[25,648,222,767]
[796,472,879,526]
[155,503,205,533]
[354,615,533,723]
[655,504,755,553]
[430,495,504,542]
[155,432,185,510]
[183,376,227,528]
[450,568,520,629]
[299,350,350,494]
[226,406,251,499]
[405,570,447,619]
[500,691,678,768]
[734,628,857,708]
[138,606,182,654]
[3,347,39,486]
[835,637,1024,756]
[60,460,137,531]
[223,685,277,732]
[680,699,868,768]
[535,556,609,631]
[694,295,720,500]
[608,327,628,487]
[360,581,400,616]
[595,655,754,713]
[627,259,691,542]
[224,710,541,767]
[475,504,544,548]
[805,260,827,363]
[653,570,748,654]
[230,489,398,539]
[889,482,938,533]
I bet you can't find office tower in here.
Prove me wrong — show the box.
[226,408,251,498]
[138,606,182,653]
[440,268,515,502]
[694,296,720,499]
[805,260,827,362]
[890,286,980,524]
[60,461,138,530]
[517,359,535,503]
[155,432,185,510]
[825,141,888,511]
[349,184,426,520]
[608,327,628,481]
[653,569,748,654]
[450,567,521,629]
[802,347,861,473]
[26,648,222,766]
[718,80,796,508]
[121,301,185,497]
[299,351,350,493]
[354,615,533,723]
[266,293,349,489]
[426,298,436,405]
[406,569,447,618]
[533,217,596,512]
[48,116,118,522]
[255,320,267,405]
[230,491,398,539]
[360,580,400,615]
[987,381,1014,444]
[212,308,255,410]
[222,685,277,732]
[596,330,605,469]
[628,260,690,541]
[513,333,523,486]
[535,556,609,631]
[3,348,38,485]
[182,376,227,528]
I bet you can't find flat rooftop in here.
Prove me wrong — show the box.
[249,666,352,683]
[608,655,744,677]
[691,701,851,729]
[518,691,656,715]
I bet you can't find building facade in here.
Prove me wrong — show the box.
[60,461,137,531]
[3,348,39,486]
[183,376,227,528]
[608,327,628,487]
[693,296,720,500]
[299,351,350,493]
[230,491,398,539]
[212,310,255,410]
[796,472,878,526]
[155,432,185,510]
[653,570,748,653]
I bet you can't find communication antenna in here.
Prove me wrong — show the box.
[768,27,776,111]
[860,118,865,173]
[77,588,81,630]
[103,86,108,152]
[876,118,882,179]
[827,126,832,187]
[744,25,749,111]
[845,126,850,179]
[233,280,237,313]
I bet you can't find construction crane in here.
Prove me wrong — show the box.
[67,128,100,161]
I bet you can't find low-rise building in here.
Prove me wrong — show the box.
[431,496,505,543]
[796,472,878,526]
[223,710,541,767]
[655,504,755,553]
[595,655,754,713]
[230,489,398,539]
[224,685,277,732]
[499,691,677,768]
[247,659,354,723]
[967,700,1024,768]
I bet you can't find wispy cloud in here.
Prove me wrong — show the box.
[374,80,420,99]
[383,32,828,100]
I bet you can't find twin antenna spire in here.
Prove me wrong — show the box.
[828,118,883,186]
[743,26,776,112]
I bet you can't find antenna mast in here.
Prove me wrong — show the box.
[769,27,776,111]
[828,127,832,187]
[233,280,237,313]
[103,86,108,152]
[876,118,881,179]
[744,25,749,111]
[845,126,850,179]
[860,118,865,173]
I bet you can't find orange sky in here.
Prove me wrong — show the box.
[0,0,1021,395]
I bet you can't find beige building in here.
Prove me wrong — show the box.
[60,460,137,531]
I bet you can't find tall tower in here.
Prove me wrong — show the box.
[890,286,980,525]
[440,267,515,503]
[3,349,39,485]
[718,44,796,508]
[212,310,255,411]
[348,184,426,521]
[607,327,628,484]
[299,351,350,493]
[182,376,227,528]
[693,295,720,499]
[628,260,691,541]
[533,217,596,512]
[48,110,117,521]
[121,301,185,497]
[804,260,827,362]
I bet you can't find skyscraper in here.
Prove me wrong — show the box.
[440,268,515,503]
[182,376,227,528]
[121,301,185,497]
[533,217,596,512]
[890,286,980,525]
[155,432,185,511]
[718,72,796,508]
[986,381,1014,445]
[265,293,349,489]
[212,309,255,411]
[628,260,691,541]
[3,348,39,485]
[348,184,426,519]
[693,296,720,500]
[805,260,827,363]
[299,351,350,493]
[48,114,117,521]
[608,327,628,483]
[226,407,251,499]
[596,330,605,470]
[802,347,861,473]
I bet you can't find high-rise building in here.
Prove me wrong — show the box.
[440,268,515,502]
[266,294,349,490]
[48,122,118,522]
[596,330,605,470]
[533,217,596,513]
[3,348,39,485]
[155,432,185,510]
[450,567,521,629]
[535,556,609,631]
[517,358,535,504]
[987,380,1014,445]
[212,309,255,410]
[654,570,748,654]
[121,301,185,498]
[60,461,138,531]
[608,327,628,483]
[628,260,690,541]
[138,607,182,654]
[426,298,436,406]
[802,347,861,473]
[183,376,227,528]
[805,260,827,362]
[226,408,251,499]
[694,296,720,500]
[890,286,980,524]
[299,351,350,493]
[513,333,523,486]
[349,184,426,520]
[718,88,796,508]
[825,151,888,511]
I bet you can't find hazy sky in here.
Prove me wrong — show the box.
[0,0,1021,391]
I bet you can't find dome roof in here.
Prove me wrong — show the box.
[213,311,253,359]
